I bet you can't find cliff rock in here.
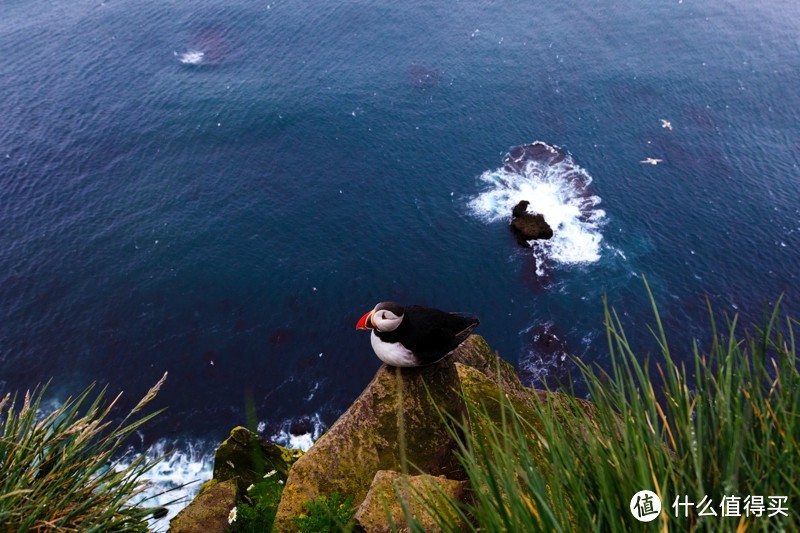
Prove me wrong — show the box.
[175,335,596,531]
[273,335,549,531]
[353,470,468,532]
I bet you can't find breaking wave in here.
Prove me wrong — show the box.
[114,439,214,532]
[267,413,326,452]
[469,141,606,275]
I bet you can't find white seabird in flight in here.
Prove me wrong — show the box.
[640,157,664,165]
[660,119,673,131]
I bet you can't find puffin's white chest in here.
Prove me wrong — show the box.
[370,331,418,367]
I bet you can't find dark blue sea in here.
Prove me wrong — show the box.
[2,0,798,522]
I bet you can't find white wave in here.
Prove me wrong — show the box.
[114,439,214,532]
[175,50,205,65]
[468,141,606,273]
[269,413,326,452]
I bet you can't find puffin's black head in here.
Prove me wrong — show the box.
[355,302,405,332]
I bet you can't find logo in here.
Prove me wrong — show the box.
[630,490,662,522]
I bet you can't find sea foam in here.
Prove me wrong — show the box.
[175,50,205,65]
[114,439,214,532]
[469,141,605,274]
[269,413,326,452]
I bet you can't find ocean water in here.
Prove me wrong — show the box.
[2,0,798,523]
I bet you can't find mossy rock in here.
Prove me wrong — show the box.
[168,478,238,533]
[273,335,597,531]
[354,470,468,532]
[213,426,302,496]
[455,363,552,473]
[273,335,521,531]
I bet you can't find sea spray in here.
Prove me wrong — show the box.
[268,412,326,452]
[469,142,606,275]
[114,439,215,531]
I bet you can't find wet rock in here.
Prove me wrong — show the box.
[512,199,531,218]
[510,200,553,247]
[517,322,574,389]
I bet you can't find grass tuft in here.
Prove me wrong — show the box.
[0,373,171,532]
[411,282,799,531]
[292,492,357,533]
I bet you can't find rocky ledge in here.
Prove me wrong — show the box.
[171,335,593,531]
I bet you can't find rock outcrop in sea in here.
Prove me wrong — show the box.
[170,335,594,532]
[510,199,554,247]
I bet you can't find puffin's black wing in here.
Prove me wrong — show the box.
[400,306,480,364]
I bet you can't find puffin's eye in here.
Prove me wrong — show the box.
[381,312,387,319]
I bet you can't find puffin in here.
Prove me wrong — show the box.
[356,302,480,367]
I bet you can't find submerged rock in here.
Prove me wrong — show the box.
[517,322,575,389]
[510,200,554,247]
[503,142,568,173]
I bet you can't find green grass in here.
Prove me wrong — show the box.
[407,282,799,532]
[234,474,286,532]
[292,492,357,533]
[0,373,171,532]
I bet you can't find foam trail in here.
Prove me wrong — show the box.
[469,141,605,274]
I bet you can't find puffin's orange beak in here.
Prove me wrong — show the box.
[356,309,375,330]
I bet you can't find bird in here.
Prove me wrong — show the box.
[356,302,480,367]
[660,119,673,131]
[640,157,664,165]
